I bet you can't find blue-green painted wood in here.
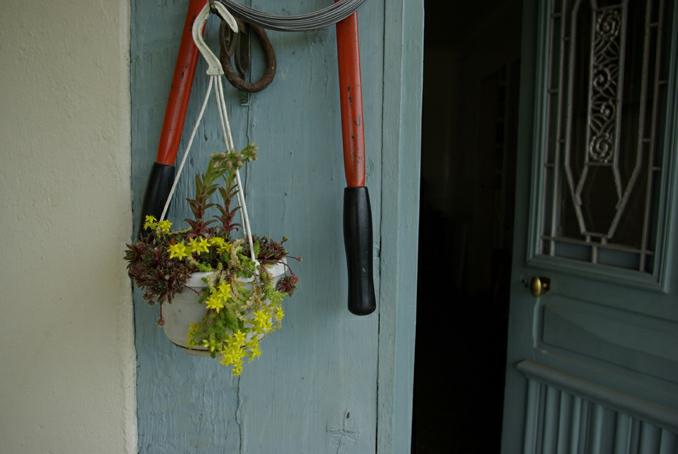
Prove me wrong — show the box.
[520,365,678,454]
[377,1,424,453]
[131,1,422,452]
[502,0,678,452]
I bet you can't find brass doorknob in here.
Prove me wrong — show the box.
[528,276,550,297]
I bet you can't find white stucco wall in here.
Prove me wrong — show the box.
[0,1,136,453]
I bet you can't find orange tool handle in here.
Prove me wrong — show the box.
[336,9,375,316]
[141,0,206,225]
[156,0,206,165]
[336,11,366,188]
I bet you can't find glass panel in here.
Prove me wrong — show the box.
[540,0,674,274]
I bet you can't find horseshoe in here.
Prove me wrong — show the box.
[219,19,276,93]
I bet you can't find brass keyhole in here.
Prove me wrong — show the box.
[528,276,551,297]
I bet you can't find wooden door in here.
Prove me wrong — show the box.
[130,1,423,453]
[502,0,678,452]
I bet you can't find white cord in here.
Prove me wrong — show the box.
[159,73,259,268]
[160,77,214,222]
[213,76,258,266]
[161,2,258,269]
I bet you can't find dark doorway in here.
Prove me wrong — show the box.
[412,1,523,453]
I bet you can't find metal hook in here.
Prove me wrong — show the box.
[192,2,239,76]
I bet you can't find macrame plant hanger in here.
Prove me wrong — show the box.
[156,3,259,326]
[142,0,375,317]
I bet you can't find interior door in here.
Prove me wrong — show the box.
[502,0,678,452]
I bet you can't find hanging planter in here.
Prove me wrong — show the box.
[125,3,298,376]
[163,260,287,355]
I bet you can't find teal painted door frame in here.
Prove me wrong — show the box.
[502,0,678,452]
[130,1,423,453]
[378,1,424,451]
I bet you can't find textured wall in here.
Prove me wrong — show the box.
[132,1,387,453]
[0,1,136,453]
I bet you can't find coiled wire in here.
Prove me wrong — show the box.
[217,0,367,31]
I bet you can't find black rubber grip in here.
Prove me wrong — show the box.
[343,187,376,315]
[140,162,176,235]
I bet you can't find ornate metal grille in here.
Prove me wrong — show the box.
[540,0,674,273]
[585,7,623,164]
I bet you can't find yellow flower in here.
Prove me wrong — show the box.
[168,242,189,260]
[205,294,225,313]
[209,236,226,248]
[143,215,157,231]
[247,339,261,360]
[230,330,246,347]
[220,347,243,365]
[274,306,285,322]
[217,282,232,301]
[188,237,210,255]
[210,237,231,255]
[253,309,272,333]
[220,342,245,375]
[156,219,172,234]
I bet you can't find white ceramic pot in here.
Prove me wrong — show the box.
[163,261,287,354]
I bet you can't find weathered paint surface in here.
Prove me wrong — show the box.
[377,1,424,452]
[131,1,423,452]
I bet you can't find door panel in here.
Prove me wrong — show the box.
[541,297,678,383]
[521,366,678,454]
[502,0,678,452]
[533,0,676,285]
